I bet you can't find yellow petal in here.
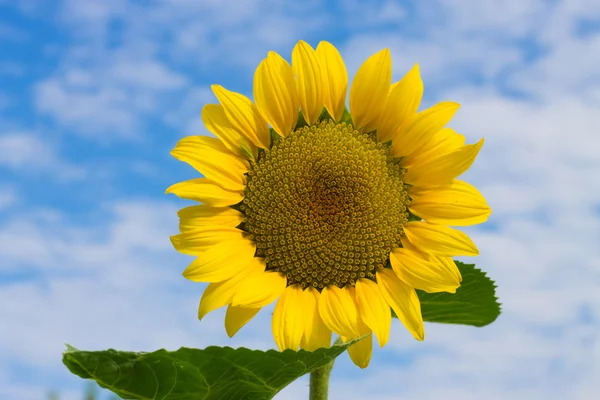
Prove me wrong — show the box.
[376,268,424,341]
[399,239,463,286]
[403,221,479,256]
[400,128,465,168]
[343,331,373,369]
[391,102,460,157]
[408,180,491,226]
[225,305,261,337]
[376,64,423,143]
[272,284,308,351]
[177,205,244,232]
[253,51,299,137]
[316,41,348,121]
[197,283,230,320]
[166,178,244,207]
[201,104,257,158]
[231,269,287,308]
[318,285,361,338]
[403,139,484,186]
[390,248,461,293]
[197,259,263,320]
[354,279,391,347]
[292,41,323,125]
[170,225,244,255]
[400,234,417,251]
[435,255,463,283]
[211,85,270,149]
[349,48,392,130]
[399,238,463,285]
[300,287,332,351]
[342,286,373,367]
[171,136,248,191]
[182,238,256,282]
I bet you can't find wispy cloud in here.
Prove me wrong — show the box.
[32,0,333,142]
[0,62,23,77]
[34,57,188,140]
[0,185,16,210]
[0,21,28,42]
[0,132,85,180]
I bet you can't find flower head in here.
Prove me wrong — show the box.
[167,40,491,368]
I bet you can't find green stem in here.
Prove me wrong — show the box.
[309,338,342,400]
[309,360,334,400]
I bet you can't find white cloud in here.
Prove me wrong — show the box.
[0,133,60,169]
[0,185,16,209]
[0,92,11,110]
[280,316,599,400]
[111,61,186,90]
[31,0,333,141]
[35,78,139,139]
[0,62,24,77]
[0,22,28,42]
[342,33,522,93]
[339,0,407,26]
[162,86,213,137]
[35,55,188,140]
[511,34,600,99]
[0,0,50,16]
[61,0,127,26]
[340,0,600,103]
[0,132,85,180]
[434,0,552,37]
[0,199,279,398]
[0,201,188,363]
[149,0,330,66]
[0,201,177,274]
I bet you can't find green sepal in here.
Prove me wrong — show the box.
[340,108,353,127]
[318,107,334,123]
[269,127,281,146]
[240,139,256,161]
[406,209,422,222]
[295,111,309,130]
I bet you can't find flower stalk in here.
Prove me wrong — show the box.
[309,337,343,400]
[309,359,334,400]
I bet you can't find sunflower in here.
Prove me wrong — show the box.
[167,40,491,368]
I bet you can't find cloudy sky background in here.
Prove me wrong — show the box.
[1,0,599,399]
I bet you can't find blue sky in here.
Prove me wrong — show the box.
[1,0,599,399]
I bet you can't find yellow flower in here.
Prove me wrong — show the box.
[167,40,491,368]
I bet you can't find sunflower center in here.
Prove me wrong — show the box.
[240,120,410,290]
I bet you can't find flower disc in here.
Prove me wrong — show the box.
[242,121,410,290]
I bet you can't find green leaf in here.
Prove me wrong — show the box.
[420,261,500,326]
[63,340,359,400]
[394,261,501,327]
